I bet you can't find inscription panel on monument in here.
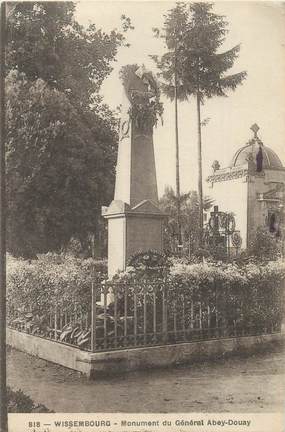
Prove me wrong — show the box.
[126,216,163,260]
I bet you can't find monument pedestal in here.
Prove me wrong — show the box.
[102,200,164,277]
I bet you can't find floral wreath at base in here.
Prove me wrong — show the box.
[126,249,170,273]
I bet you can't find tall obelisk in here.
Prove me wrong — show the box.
[102,65,165,277]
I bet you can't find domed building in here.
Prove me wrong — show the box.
[206,124,285,250]
[230,139,283,171]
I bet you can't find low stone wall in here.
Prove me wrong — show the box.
[7,328,283,379]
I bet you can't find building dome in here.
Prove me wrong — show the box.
[229,124,283,169]
[230,142,283,169]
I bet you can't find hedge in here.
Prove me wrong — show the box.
[107,259,285,328]
[6,253,285,345]
[6,253,107,323]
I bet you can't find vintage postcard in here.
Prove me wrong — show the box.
[1,1,285,432]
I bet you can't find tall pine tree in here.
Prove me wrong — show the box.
[153,2,246,247]
[182,2,247,246]
[151,3,188,251]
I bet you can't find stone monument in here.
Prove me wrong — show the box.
[102,65,165,277]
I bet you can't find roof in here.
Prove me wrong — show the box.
[229,140,283,169]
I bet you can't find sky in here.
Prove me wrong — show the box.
[76,1,285,197]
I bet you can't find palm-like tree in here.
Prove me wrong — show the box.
[160,186,214,254]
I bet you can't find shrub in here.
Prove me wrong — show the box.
[107,258,285,330]
[248,226,283,261]
[6,253,107,331]
[7,251,285,348]
[7,386,51,413]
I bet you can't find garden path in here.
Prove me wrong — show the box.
[7,344,285,413]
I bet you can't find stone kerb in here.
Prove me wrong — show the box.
[7,327,283,379]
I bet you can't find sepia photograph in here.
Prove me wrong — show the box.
[0,1,285,431]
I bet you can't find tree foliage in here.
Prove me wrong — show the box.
[152,2,247,246]
[151,3,189,101]
[5,2,132,257]
[152,2,247,103]
[180,2,247,102]
[151,4,189,246]
[6,2,131,105]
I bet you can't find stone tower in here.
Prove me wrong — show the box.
[102,65,165,277]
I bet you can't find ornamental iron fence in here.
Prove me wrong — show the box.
[8,279,282,352]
